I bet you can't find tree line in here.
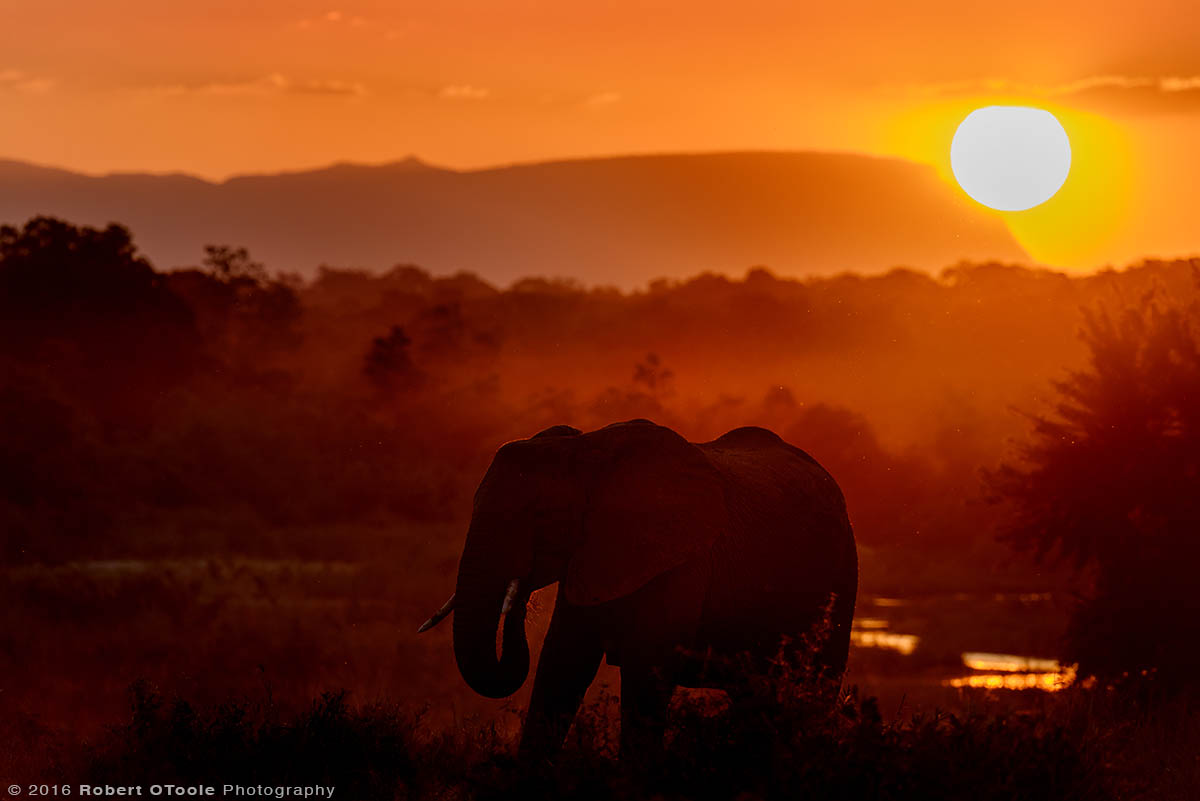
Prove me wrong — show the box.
[1,215,1196,690]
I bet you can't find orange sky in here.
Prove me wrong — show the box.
[3,0,1200,269]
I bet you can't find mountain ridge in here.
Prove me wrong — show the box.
[0,150,1029,287]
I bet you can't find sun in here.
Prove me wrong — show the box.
[950,106,1072,212]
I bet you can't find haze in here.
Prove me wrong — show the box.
[5,4,1200,792]
[4,1,1200,272]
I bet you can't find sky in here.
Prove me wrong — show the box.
[3,0,1200,270]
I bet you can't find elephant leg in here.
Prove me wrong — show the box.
[615,559,709,767]
[518,595,604,763]
[619,664,675,768]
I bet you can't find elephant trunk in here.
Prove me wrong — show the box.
[452,576,530,699]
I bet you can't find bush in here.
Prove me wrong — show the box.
[990,286,1200,691]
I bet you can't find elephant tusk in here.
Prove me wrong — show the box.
[501,579,521,615]
[417,593,455,633]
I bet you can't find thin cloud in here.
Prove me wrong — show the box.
[291,78,368,97]
[584,91,622,106]
[1049,75,1155,94]
[1050,75,1200,114]
[911,74,1200,114]
[295,11,368,30]
[148,73,366,98]
[205,73,290,96]
[439,84,490,100]
[533,89,624,108]
[1161,76,1200,92]
[0,69,55,94]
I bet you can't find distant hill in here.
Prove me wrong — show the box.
[0,152,1028,287]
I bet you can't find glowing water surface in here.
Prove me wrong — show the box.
[851,629,919,655]
[943,653,1076,692]
[851,593,1076,692]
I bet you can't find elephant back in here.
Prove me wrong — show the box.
[695,426,857,656]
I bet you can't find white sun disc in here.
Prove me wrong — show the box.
[950,106,1071,211]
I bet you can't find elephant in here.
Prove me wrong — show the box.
[419,419,857,762]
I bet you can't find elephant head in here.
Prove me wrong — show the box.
[419,420,730,699]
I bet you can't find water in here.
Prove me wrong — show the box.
[944,652,1075,691]
[850,603,920,655]
[851,629,919,655]
[851,595,1076,691]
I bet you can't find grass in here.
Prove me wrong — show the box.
[32,674,1189,801]
[4,552,1195,800]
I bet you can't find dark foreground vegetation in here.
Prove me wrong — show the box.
[2,216,1198,798]
[31,676,1200,801]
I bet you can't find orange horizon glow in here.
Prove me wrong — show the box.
[3,1,1200,272]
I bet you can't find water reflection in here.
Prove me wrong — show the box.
[962,652,1061,673]
[944,652,1076,692]
[945,671,1075,691]
[851,616,919,655]
[992,592,1053,603]
[851,598,1074,692]
[851,630,919,655]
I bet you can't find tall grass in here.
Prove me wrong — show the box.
[36,674,1156,801]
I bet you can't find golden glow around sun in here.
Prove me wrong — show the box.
[882,99,1137,271]
[950,106,1071,211]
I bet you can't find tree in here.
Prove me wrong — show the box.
[364,325,423,392]
[202,245,266,283]
[168,245,301,364]
[632,352,674,396]
[989,279,1200,691]
[0,216,199,404]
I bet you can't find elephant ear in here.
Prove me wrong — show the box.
[564,421,728,606]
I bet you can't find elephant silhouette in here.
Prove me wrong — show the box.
[420,419,857,761]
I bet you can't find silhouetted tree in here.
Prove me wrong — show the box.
[0,216,198,406]
[406,301,503,372]
[585,354,677,425]
[365,325,422,392]
[633,352,674,396]
[169,245,300,364]
[202,245,266,283]
[990,284,1200,691]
